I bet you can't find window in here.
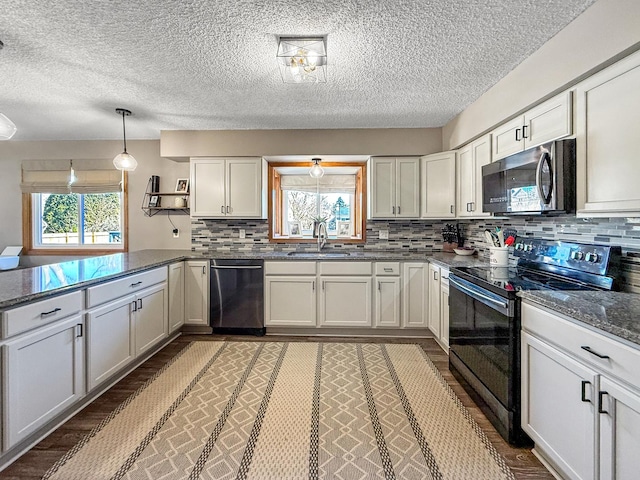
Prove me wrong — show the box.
[32,192,123,247]
[21,159,127,254]
[269,162,366,242]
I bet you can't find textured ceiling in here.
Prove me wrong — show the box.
[0,0,596,141]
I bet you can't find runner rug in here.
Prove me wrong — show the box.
[43,341,515,480]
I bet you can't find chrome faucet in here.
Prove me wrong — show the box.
[317,222,328,251]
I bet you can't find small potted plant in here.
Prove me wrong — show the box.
[313,216,328,238]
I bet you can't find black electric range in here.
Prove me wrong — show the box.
[448,239,622,445]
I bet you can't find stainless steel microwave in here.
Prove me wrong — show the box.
[482,139,576,214]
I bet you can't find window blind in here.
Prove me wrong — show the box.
[280,174,356,194]
[20,159,122,194]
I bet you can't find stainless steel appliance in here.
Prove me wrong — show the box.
[210,259,265,336]
[448,239,621,445]
[482,139,575,214]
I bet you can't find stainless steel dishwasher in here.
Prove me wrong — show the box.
[209,259,265,336]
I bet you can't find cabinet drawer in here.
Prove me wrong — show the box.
[375,262,400,276]
[265,261,316,275]
[3,290,83,338]
[86,267,167,308]
[319,262,371,275]
[522,302,640,389]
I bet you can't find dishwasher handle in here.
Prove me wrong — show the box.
[210,265,263,270]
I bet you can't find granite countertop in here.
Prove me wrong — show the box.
[519,290,640,348]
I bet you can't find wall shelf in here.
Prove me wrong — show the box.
[142,192,190,217]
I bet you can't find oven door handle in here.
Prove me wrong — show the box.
[449,276,510,313]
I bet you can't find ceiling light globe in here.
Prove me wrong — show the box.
[113,152,138,171]
[0,113,17,140]
[309,158,324,178]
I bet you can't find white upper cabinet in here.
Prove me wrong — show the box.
[190,157,263,218]
[370,157,420,218]
[492,91,572,161]
[575,50,640,216]
[456,134,491,217]
[420,151,456,218]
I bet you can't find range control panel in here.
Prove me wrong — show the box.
[513,238,621,277]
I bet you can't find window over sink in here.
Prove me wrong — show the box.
[268,162,366,243]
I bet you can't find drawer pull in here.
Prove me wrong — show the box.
[130,281,143,288]
[41,307,62,317]
[581,380,591,403]
[384,268,393,272]
[598,391,609,415]
[581,346,610,359]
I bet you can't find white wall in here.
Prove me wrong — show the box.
[443,0,640,149]
[0,140,191,252]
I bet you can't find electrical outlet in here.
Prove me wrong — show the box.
[172,228,179,238]
[379,229,389,240]
[239,229,246,239]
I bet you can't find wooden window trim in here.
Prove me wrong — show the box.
[22,173,129,255]
[268,162,367,244]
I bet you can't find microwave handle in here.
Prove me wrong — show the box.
[535,151,553,205]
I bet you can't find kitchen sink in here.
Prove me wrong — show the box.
[287,252,351,258]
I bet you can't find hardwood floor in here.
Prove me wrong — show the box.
[0,334,554,479]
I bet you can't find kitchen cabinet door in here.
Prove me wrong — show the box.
[185,261,209,326]
[521,331,597,480]
[168,261,185,333]
[402,262,428,328]
[86,296,135,392]
[370,157,396,218]
[491,116,524,161]
[134,283,168,356]
[375,277,401,327]
[524,91,572,149]
[226,158,262,217]
[421,151,456,218]
[319,276,372,327]
[599,377,640,480]
[396,157,420,218]
[440,276,449,351]
[4,316,85,449]
[190,158,226,217]
[456,134,491,217]
[576,50,640,215]
[427,264,441,339]
[265,276,317,327]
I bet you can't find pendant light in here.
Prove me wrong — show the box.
[112,108,137,171]
[68,159,77,187]
[309,157,324,178]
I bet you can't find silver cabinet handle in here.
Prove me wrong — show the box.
[392,206,395,215]
[470,202,475,212]
[433,271,438,280]
[378,281,381,291]
[221,205,225,214]
[76,323,83,338]
[450,205,454,214]
[202,265,206,275]
[132,300,137,312]
[312,281,315,291]
[322,281,325,291]
[384,267,393,272]
[397,206,401,214]
[226,206,230,214]
[41,307,62,317]
[137,299,143,310]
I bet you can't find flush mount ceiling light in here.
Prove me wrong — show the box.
[277,36,327,84]
[309,157,324,178]
[0,40,17,141]
[112,108,137,171]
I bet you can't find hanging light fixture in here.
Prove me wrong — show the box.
[277,36,327,83]
[112,108,137,171]
[68,159,77,188]
[0,41,17,141]
[309,157,324,178]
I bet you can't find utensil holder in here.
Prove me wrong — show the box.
[489,246,509,266]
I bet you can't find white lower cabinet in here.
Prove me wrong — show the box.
[3,315,85,449]
[86,296,135,392]
[168,261,185,333]
[265,276,316,326]
[134,284,168,356]
[185,260,209,326]
[522,302,640,480]
[427,264,441,338]
[319,276,372,327]
[375,277,401,327]
[402,263,428,328]
[440,271,449,350]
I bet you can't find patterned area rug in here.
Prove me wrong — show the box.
[43,342,515,480]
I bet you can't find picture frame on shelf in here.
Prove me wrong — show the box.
[175,178,189,193]
[148,195,160,208]
[337,221,351,238]
[289,221,302,237]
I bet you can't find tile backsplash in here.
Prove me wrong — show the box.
[192,215,640,292]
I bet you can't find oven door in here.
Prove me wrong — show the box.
[448,275,517,410]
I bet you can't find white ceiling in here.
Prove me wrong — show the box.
[0,0,596,141]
